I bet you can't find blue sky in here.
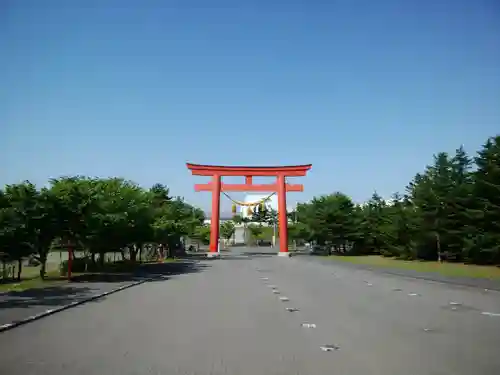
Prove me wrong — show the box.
[2,0,499,212]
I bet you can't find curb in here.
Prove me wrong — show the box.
[303,256,500,292]
[0,275,163,334]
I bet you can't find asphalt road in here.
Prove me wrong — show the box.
[1,251,499,375]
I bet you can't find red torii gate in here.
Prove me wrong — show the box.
[186,163,312,257]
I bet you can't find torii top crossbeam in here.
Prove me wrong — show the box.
[187,163,312,193]
[186,163,312,176]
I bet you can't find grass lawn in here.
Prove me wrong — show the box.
[0,258,179,293]
[0,270,67,293]
[328,255,500,279]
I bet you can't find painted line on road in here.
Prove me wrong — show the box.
[422,328,441,333]
[449,301,462,306]
[320,344,339,352]
[408,293,421,297]
[481,311,500,317]
[0,275,167,334]
[260,277,269,281]
[279,296,290,301]
[301,323,317,328]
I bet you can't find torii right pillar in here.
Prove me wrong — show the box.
[277,174,290,256]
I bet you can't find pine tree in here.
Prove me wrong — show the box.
[470,136,500,264]
[407,153,455,260]
[383,193,418,259]
[358,192,389,255]
[446,146,475,261]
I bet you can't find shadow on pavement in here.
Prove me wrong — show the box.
[0,261,209,312]
[0,285,100,311]
[70,260,209,282]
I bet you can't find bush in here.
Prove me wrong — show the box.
[59,257,91,275]
[59,257,139,275]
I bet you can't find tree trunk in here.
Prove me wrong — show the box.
[17,258,23,281]
[99,251,105,267]
[130,245,138,263]
[2,260,6,280]
[39,252,48,280]
[436,232,442,263]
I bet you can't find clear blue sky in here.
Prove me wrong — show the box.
[2,0,499,212]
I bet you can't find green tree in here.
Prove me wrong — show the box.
[191,225,211,247]
[298,192,357,252]
[406,153,456,260]
[0,182,55,280]
[220,221,236,247]
[382,193,418,259]
[357,192,390,255]
[247,224,264,244]
[469,136,500,264]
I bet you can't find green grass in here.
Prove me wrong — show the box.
[0,270,67,292]
[328,255,500,279]
[0,258,178,293]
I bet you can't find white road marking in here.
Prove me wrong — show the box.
[481,311,500,317]
[320,344,339,351]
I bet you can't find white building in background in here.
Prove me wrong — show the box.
[358,198,396,208]
[239,193,278,219]
[201,193,297,226]
[203,215,234,226]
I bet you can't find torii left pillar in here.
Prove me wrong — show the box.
[209,174,221,253]
[186,163,312,258]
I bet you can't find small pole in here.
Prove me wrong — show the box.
[293,202,298,250]
[273,221,277,248]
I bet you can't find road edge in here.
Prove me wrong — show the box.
[0,276,162,334]
[296,255,500,292]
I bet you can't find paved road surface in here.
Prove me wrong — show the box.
[0,281,138,326]
[1,252,499,374]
